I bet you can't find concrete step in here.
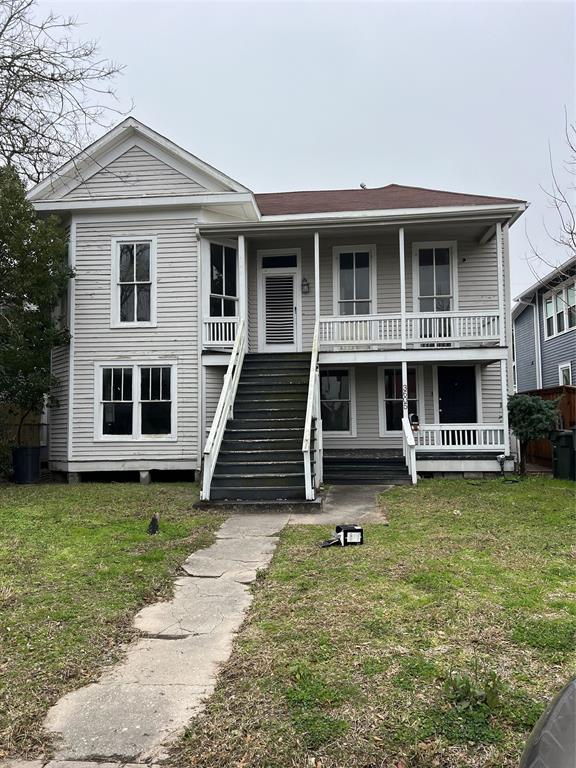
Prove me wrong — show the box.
[216,460,308,474]
[239,375,310,387]
[221,438,303,451]
[212,472,305,488]
[219,449,306,462]
[210,486,307,501]
[228,417,305,430]
[235,390,308,402]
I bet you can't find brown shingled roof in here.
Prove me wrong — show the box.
[254,184,525,216]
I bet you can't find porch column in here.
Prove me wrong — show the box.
[501,358,511,455]
[399,227,406,349]
[496,222,505,346]
[238,234,247,322]
[314,231,320,321]
[401,361,409,422]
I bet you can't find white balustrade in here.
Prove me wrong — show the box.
[318,311,500,348]
[203,317,238,347]
[414,424,506,451]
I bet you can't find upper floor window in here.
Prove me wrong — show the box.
[112,238,157,327]
[98,362,175,440]
[544,280,575,338]
[333,246,376,316]
[416,243,455,312]
[210,243,237,317]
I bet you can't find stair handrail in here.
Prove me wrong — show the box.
[303,321,321,500]
[201,317,246,500]
[402,415,417,486]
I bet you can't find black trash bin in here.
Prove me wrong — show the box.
[12,446,41,484]
[552,430,576,481]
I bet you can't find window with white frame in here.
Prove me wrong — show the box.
[559,363,572,386]
[99,363,175,439]
[320,369,354,433]
[416,245,453,312]
[543,281,576,338]
[334,247,375,315]
[112,239,156,325]
[380,367,418,432]
[210,243,237,317]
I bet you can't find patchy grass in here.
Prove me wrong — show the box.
[0,482,223,759]
[176,478,576,768]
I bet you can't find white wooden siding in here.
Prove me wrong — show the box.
[71,216,200,466]
[65,147,207,200]
[49,346,69,462]
[481,362,503,422]
[203,365,225,439]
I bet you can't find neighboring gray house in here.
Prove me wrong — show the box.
[512,258,575,393]
[28,118,527,500]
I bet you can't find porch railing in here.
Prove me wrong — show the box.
[201,318,246,500]
[318,311,500,348]
[405,311,500,345]
[302,321,322,500]
[414,423,506,451]
[402,416,417,485]
[319,314,402,346]
[203,317,238,347]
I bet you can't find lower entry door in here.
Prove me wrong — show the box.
[438,366,477,423]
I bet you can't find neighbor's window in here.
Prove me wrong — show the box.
[101,367,133,435]
[381,367,418,432]
[114,240,155,325]
[567,284,575,329]
[100,363,174,439]
[544,296,555,337]
[320,369,352,432]
[418,246,452,312]
[335,247,373,315]
[559,363,572,386]
[210,243,237,317]
[544,281,576,337]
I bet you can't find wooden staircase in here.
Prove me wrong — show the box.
[210,352,313,500]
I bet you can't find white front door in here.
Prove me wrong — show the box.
[257,250,301,352]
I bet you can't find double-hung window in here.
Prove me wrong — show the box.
[559,363,572,386]
[320,369,355,434]
[98,363,175,439]
[112,238,156,326]
[209,243,238,317]
[416,245,453,312]
[334,246,375,315]
[379,367,419,433]
[544,280,576,338]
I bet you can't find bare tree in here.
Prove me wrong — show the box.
[0,0,126,183]
[525,113,576,290]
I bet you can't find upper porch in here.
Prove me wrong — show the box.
[200,217,511,358]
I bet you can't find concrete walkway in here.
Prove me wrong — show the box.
[42,513,291,764]
[4,487,387,768]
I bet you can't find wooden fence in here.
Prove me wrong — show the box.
[522,385,576,466]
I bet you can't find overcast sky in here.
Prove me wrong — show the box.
[42,0,575,297]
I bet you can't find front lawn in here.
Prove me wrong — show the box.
[0,482,223,759]
[177,478,576,768]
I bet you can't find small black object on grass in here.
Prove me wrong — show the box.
[320,524,364,548]
[147,512,160,535]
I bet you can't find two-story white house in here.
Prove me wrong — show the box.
[29,118,526,500]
